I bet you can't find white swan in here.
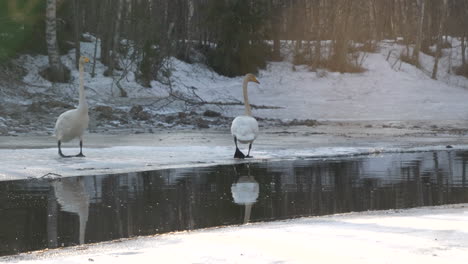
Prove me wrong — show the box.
[231,73,260,159]
[54,56,90,157]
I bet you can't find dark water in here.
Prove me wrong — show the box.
[1,150,468,256]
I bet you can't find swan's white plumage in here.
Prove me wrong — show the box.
[54,56,90,143]
[231,115,259,144]
[54,108,89,142]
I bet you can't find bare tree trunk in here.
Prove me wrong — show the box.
[184,0,195,60]
[462,33,466,68]
[72,0,81,69]
[91,1,101,78]
[368,0,378,44]
[108,0,124,76]
[45,0,70,82]
[100,0,112,66]
[313,0,321,69]
[271,0,282,61]
[332,0,352,72]
[412,0,426,66]
[432,0,448,80]
[398,0,411,56]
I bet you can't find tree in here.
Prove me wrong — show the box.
[72,0,81,69]
[0,0,44,60]
[412,0,426,66]
[312,0,322,69]
[44,0,70,82]
[107,0,124,76]
[330,0,354,72]
[205,0,269,77]
[6,0,464,83]
[431,0,448,79]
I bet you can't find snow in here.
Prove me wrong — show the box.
[0,144,387,181]
[9,38,468,124]
[3,204,468,264]
[1,133,467,181]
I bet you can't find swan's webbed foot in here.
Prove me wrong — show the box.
[234,148,245,159]
[59,152,73,158]
[58,140,72,158]
[245,155,253,158]
[75,140,85,157]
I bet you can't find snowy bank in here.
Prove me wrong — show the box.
[2,39,468,137]
[3,204,468,264]
[2,123,468,181]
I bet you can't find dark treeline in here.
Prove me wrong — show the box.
[1,0,467,82]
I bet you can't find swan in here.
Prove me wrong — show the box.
[54,56,90,157]
[231,73,260,159]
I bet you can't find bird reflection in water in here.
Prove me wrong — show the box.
[51,177,90,245]
[231,164,259,224]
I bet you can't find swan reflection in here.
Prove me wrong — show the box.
[231,165,259,224]
[53,177,90,244]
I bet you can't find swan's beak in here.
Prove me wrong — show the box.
[84,57,90,63]
[253,79,260,84]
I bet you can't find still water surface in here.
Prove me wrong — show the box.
[1,150,468,256]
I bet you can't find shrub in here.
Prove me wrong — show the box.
[455,65,468,78]
[203,0,270,77]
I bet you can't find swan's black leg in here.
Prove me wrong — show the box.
[58,140,71,158]
[233,137,245,159]
[246,143,253,158]
[75,140,85,157]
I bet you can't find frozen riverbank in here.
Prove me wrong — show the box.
[1,120,468,181]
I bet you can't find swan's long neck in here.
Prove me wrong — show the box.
[77,63,87,112]
[242,78,252,116]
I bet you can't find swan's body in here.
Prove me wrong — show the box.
[231,73,260,158]
[54,56,90,157]
[231,116,258,144]
[55,108,89,142]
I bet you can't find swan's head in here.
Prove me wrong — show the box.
[244,73,260,84]
[79,56,90,65]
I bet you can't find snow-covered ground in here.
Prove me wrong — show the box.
[3,204,468,264]
[2,124,468,181]
[1,37,468,136]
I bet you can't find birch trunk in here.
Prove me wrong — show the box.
[412,0,426,66]
[72,0,81,69]
[462,34,466,68]
[45,0,69,82]
[432,0,448,80]
[108,0,124,76]
[313,0,321,69]
[368,0,378,43]
[184,0,195,60]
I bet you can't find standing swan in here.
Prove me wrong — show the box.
[54,56,90,157]
[231,73,260,159]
